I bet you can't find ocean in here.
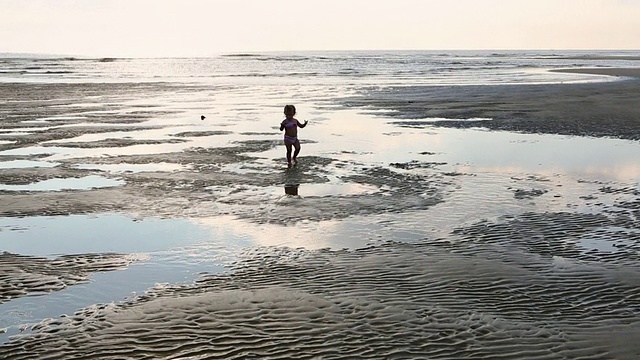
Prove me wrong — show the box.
[3,50,640,86]
[0,50,639,358]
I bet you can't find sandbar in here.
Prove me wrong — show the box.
[551,67,640,78]
[342,70,640,140]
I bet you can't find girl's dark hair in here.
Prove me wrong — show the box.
[284,104,296,116]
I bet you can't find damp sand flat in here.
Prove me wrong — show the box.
[3,240,640,359]
[551,67,640,78]
[0,64,640,358]
[343,69,640,140]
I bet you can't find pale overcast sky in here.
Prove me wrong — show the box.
[1,0,639,57]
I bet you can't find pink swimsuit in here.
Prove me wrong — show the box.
[282,120,298,143]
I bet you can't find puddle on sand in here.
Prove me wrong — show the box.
[0,213,238,257]
[73,162,190,173]
[219,161,281,175]
[0,160,60,169]
[0,175,123,191]
[0,145,90,157]
[0,212,381,342]
[303,110,640,183]
[394,126,640,183]
[207,182,380,204]
[0,130,35,136]
[578,238,620,253]
[0,213,239,341]
[576,226,640,253]
[22,116,89,123]
[279,182,379,197]
[0,140,227,161]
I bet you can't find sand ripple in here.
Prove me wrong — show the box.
[0,252,136,305]
[2,216,638,359]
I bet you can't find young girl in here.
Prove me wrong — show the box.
[279,104,308,167]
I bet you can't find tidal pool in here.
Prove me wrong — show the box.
[0,175,123,191]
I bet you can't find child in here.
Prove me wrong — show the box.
[279,104,308,167]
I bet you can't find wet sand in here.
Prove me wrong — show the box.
[550,67,640,78]
[1,70,640,358]
[2,227,640,358]
[343,69,640,140]
[0,252,136,305]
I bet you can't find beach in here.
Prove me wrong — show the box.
[343,68,640,140]
[1,53,639,358]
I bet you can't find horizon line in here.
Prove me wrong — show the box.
[1,48,639,59]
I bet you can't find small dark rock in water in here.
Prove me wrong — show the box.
[201,115,206,120]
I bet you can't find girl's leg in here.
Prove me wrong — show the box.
[285,142,293,166]
[292,141,301,163]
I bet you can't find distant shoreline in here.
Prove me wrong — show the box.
[341,71,640,140]
[547,55,640,61]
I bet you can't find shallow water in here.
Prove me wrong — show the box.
[72,162,190,173]
[0,175,123,191]
[1,51,639,358]
[0,214,239,339]
[2,109,638,348]
[0,160,59,169]
[1,50,635,86]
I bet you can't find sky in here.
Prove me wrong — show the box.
[1,0,639,57]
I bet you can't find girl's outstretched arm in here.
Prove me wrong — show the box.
[298,120,308,128]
